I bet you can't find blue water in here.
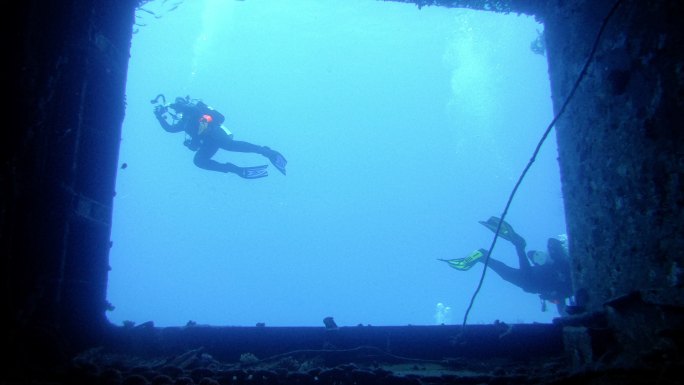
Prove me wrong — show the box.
[108,0,565,327]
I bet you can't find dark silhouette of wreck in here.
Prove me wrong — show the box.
[3,0,683,383]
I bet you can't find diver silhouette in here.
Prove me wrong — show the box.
[152,94,287,179]
[439,217,573,315]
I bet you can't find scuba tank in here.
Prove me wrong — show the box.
[193,100,225,126]
[152,94,232,150]
[186,99,228,141]
[151,94,225,125]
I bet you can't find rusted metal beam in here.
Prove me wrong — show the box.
[379,0,543,17]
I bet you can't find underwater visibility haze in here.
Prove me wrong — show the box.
[108,0,566,327]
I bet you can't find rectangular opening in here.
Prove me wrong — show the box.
[108,0,563,327]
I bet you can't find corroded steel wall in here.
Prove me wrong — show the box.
[3,0,136,371]
[544,0,684,312]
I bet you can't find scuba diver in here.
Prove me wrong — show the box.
[439,216,574,315]
[151,94,287,179]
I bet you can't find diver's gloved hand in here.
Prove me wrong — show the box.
[224,163,269,179]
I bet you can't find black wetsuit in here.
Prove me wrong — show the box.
[486,238,573,304]
[192,123,269,173]
[156,100,270,174]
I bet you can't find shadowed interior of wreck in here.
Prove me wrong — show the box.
[3,0,683,383]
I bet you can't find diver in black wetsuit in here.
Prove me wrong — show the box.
[152,95,287,179]
[439,217,574,315]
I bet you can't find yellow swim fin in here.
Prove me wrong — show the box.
[438,249,486,271]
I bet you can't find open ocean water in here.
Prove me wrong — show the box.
[108,0,565,327]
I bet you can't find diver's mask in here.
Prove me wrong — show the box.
[529,250,550,265]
